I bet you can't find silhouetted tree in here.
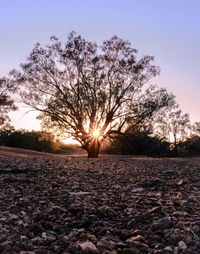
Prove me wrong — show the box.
[0,129,61,153]
[9,32,175,157]
[155,106,190,156]
[180,122,200,155]
[104,124,170,156]
[191,122,200,136]
[0,79,17,128]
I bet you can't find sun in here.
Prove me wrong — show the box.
[92,129,100,138]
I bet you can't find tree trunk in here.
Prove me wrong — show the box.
[87,140,100,158]
[173,141,179,157]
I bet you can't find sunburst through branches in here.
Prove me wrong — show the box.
[92,129,100,138]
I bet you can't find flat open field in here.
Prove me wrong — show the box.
[0,146,200,254]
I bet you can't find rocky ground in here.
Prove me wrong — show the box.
[0,146,200,254]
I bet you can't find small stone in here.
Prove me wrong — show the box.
[173,211,188,217]
[104,206,117,216]
[134,214,148,224]
[69,242,82,254]
[170,228,185,241]
[69,191,92,196]
[126,235,146,243]
[102,251,117,254]
[164,246,173,252]
[68,219,93,228]
[178,241,187,251]
[173,247,178,254]
[97,237,116,252]
[9,213,18,220]
[98,206,117,217]
[131,188,144,193]
[42,232,47,238]
[120,247,141,254]
[151,218,172,231]
[153,251,164,254]
[177,179,184,185]
[126,238,149,252]
[20,235,27,241]
[149,206,162,213]
[31,236,43,244]
[164,170,176,175]
[87,234,97,242]
[46,235,56,242]
[130,230,143,236]
[79,241,99,254]
[20,252,35,254]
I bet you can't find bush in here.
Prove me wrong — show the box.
[103,130,171,157]
[180,135,200,155]
[0,129,61,153]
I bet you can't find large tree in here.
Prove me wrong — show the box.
[9,32,174,157]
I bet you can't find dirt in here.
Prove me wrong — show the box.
[0,146,200,254]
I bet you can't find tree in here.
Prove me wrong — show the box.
[154,105,190,156]
[0,78,17,128]
[0,129,61,153]
[9,32,175,157]
[181,122,200,155]
[191,122,200,136]
[106,124,171,157]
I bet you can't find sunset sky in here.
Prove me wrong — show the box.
[0,0,199,130]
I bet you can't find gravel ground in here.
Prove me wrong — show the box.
[0,146,200,254]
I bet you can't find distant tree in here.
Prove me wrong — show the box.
[0,79,17,128]
[179,122,200,155]
[155,106,190,156]
[9,32,175,157]
[106,125,170,157]
[191,122,200,136]
[0,129,61,153]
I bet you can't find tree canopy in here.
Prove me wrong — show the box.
[0,78,17,129]
[153,105,191,156]
[9,32,175,157]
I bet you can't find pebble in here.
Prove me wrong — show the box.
[97,237,116,252]
[9,213,18,220]
[131,188,144,193]
[134,214,148,224]
[164,246,173,252]
[69,191,92,196]
[178,241,187,251]
[102,251,117,254]
[151,218,172,231]
[173,247,179,254]
[104,206,117,216]
[149,206,162,213]
[126,235,146,243]
[120,247,141,254]
[79,241,99,254]
[126,238,149,252]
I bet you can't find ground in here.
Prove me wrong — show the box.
[0,146,200,254]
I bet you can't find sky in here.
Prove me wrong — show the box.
[0,0,200,130]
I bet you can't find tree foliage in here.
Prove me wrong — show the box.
[0,79,17,128]
[191,122,200,136]
[181,135,200,155]
[104,125,171,157]
[0,129,61,153]
[154,105,191,156]
[9,32,175,157]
